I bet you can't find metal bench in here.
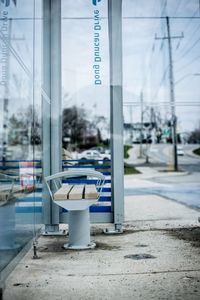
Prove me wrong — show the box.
[45,169,105,249]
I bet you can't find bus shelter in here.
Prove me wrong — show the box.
[42,0,124,234]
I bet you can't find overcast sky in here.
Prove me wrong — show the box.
[61,0,200,133]
[0,0,200,136]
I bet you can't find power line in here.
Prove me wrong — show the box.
[159,6,200,59]
[161,0,167,16]
[175,54,200,74]
[176,22,200,52]
[177,36,200,60]
[153,23,184,102]
[123,16,200,19]
[173,8,200,57]
[123,101,200,107]
[1,16,200,21]
[152,65,169,101]
[173,0,183,17]
[140,0,169,96]
[174,73,198,85]
[179,8,200,33]
[151,16,184,98]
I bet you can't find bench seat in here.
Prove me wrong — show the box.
[54,184,98,201]
[45,170,105,249]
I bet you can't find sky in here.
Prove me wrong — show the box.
[0,0,200,138]
[62,0,200,133]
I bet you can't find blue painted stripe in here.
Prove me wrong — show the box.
[16,197,42,203]
[0,180,19,184]
[0,166,41,169]
[0,159,109,164]
[0,160,41,163]
[98,187,111,192]
[63,179,111,184]
[63,165,110,169]
[15,206,111,213]
[102,172,111,176]
[63,160,110,163]
[99,196,111,202]
[90,206,111,213]
[15,207,42,213]
[0,166,20,169]
[62,206,111,213]
[103,187,111,192]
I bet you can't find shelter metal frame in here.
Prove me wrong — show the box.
[42,0,124,231]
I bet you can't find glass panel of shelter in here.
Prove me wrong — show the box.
[0,0,42,277]
[60,0,112,224]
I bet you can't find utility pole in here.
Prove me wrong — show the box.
[139,91,143,157]
[155,17,183,171]
[129,105,133,143]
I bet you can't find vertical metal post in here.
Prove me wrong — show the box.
[50,0,62,225]
[42,0,61,233]
[108,0,124,231]
[166,16,178,171]
[42,0,51,230]
[139,91,143,157]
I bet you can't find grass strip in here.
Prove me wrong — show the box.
[193,148,200,156]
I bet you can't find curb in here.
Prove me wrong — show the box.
[185,149,200,159]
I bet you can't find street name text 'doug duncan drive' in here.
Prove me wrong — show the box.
[93,9,102,85]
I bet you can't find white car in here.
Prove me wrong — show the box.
[78,150,110,161]
[177,145,184,156]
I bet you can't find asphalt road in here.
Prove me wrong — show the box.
[125,144,200,210]
[125,183,200,209]
[149,144,200,209]
[148,144,200,172]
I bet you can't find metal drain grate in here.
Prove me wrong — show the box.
[124,253,155,260]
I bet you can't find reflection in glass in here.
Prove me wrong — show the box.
[0,0,42,274]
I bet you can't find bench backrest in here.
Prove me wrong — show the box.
[45,169,105,202]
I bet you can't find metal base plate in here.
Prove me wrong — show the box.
[104,228,123,234]
[42,230,67,236]
[63,242,96,250]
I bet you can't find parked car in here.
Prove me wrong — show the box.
[177,145,184,156]
[78,150,110,161]
[100,151,111,160]
[90,146,111,155]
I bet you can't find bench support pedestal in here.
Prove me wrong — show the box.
[63,208,95,250]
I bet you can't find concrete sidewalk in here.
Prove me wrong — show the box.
[3,177,200,300]
[2,163,200,300]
